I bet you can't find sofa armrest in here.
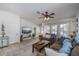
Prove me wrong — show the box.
[71,45,79,56]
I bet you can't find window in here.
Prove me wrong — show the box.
[51,25,57,34]
[60,23,68,36]
[44,25,50,34]
[40,26,44,34]
[40,25,50,34]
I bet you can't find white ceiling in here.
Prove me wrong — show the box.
[0,3,79,25]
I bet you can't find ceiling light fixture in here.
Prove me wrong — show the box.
[44,17,49,21]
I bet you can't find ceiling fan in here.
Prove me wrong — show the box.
[37,11,55,21]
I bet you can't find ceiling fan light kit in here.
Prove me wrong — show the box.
[44,17,49,21]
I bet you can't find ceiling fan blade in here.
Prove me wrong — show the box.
[37,11,45,16]
[50,13,55,15]
[38,17,44,19]
[37,11,40,14]
[49,16,54,18]
[41,13,45,15]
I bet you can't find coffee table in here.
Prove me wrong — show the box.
[32,40,50,53]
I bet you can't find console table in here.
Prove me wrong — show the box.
[0,36,9,48]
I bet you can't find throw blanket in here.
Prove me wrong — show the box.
[75,35,79,44]
[59,39,73,54]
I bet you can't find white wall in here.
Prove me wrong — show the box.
[21,18,38,28]
[76,8,79,17]
[0,10,20,44]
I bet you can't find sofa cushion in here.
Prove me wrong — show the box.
[59,39,73,54]
[45,48,68,56]
[60,36,66,45]
[50,41,61,50]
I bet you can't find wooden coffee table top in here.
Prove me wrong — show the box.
[34,41,49,49]
[32,40,50,52]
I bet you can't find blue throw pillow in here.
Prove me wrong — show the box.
[60,36,65,45]
[59,39,73,54]
[75,35,79,44]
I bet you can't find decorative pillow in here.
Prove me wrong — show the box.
[60,36,65,45]
[75,35,79,44]
[45,48,68,56]
[59,39,73,54]
[60,36,69,45]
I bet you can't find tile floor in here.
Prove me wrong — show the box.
[0,38,39,56]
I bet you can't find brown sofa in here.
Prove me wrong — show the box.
[50,41,61,50]
[71,45,79,56]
